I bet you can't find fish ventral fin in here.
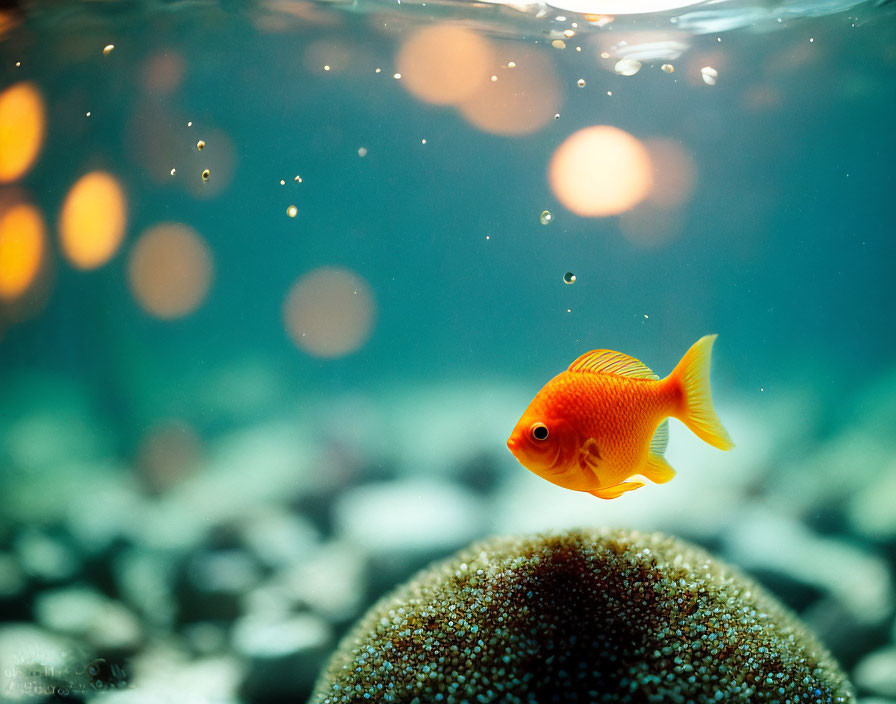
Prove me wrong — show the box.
[568,349,658,379]
[650,419,669,456]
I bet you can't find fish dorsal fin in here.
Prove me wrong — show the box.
[650,419,669,456]
[567,350,658,379]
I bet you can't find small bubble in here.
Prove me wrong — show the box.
[393,72,401,79]
[564,29,575,38]
[196,140,205,151]
[507,61,516,68]
[323,65,331,71]
[421,138,427,144]
[540,210,553,225]
[552,40,566,49]
[287,205,298,218]
[375,67,382,73]
[85,111,91,117]
[701,66,718,85]
[187,121,192,127]
[661,63,675,73]
[485,235,490,240]
[201,169,210,181]
[563,272,576,284]
[491,75,498,82]
[576,78,586,87]
[600,51,610,59]
[15,61,21,67]
[358,147,368,157]
[170,168,176,176]
[103,44,115,56]
[294,175,302,182]
[280,179,286,185]
[607,90,613,96]
[554,113,560,119]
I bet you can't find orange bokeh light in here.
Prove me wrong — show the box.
[127,223,213,319]
[0,202,45,300]
[59,171,127,269]
[459,46,562,136]
[643,138,696,209]
[548,126,653,217]
[0,82,46,183]
[283,267,375,358]
[396,24,494,105]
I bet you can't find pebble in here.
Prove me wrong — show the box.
[34,587,142,651]
[332,478,484,555]
[854,646,896,697]
[232,612,332,699]
[723,506,893,627]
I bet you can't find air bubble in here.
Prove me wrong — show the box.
[576,78,586,87]
[103,44,115,56]
[201,169,210,182]
[196,140,205,151]
[563,272,576,284]
[614,59,641,76]
[661,63,675,73]
[701,66,718,85]
[287,205,298,218]
[540,210,553,225]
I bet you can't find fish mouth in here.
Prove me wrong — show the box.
[506,436,518,452]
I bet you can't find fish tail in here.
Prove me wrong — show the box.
[668,335,734,451]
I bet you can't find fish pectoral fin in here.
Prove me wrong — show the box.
[577,438,602,471]
[588,480,645,500]
[643,453,677,484]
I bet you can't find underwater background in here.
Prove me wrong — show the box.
[0,0,894,701]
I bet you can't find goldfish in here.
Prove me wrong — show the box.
[506,335,733,499]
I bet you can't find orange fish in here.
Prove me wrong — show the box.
[506,335,733,499]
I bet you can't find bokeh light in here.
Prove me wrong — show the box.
[141,51,186,96]
[643,138,696,209]
[283,267,375,358]
[59,171,127,269]
[0,82,46,183]
[136,420,202,494]
[396,25,494,105]
[548,126,652,217]
[127,223,213,319]
[0,202,45,301]
[459,46,562,136]
[618,203,685,249]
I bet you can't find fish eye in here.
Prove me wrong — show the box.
[530,422,549,441]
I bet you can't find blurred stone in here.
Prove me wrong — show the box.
[0,551,26,597]
[114,549,177,628]
[14,529,80,582]
[332,479,484,556]
[280,540,367,622]
[723,506,893,627]
[848,459,896,541]
[0,623,88,703]
[232,612,332,700]
[179,549,261,622]
[239,509,320,569]
[854,646,896,697]
[90,647,243,704]
[182,621,228,656]
[34,587,142,651]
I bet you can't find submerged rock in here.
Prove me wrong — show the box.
[310,529,854,704]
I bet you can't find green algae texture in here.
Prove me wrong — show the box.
[310,529,854,704]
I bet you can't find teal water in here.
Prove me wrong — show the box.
[0,1,894,702]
